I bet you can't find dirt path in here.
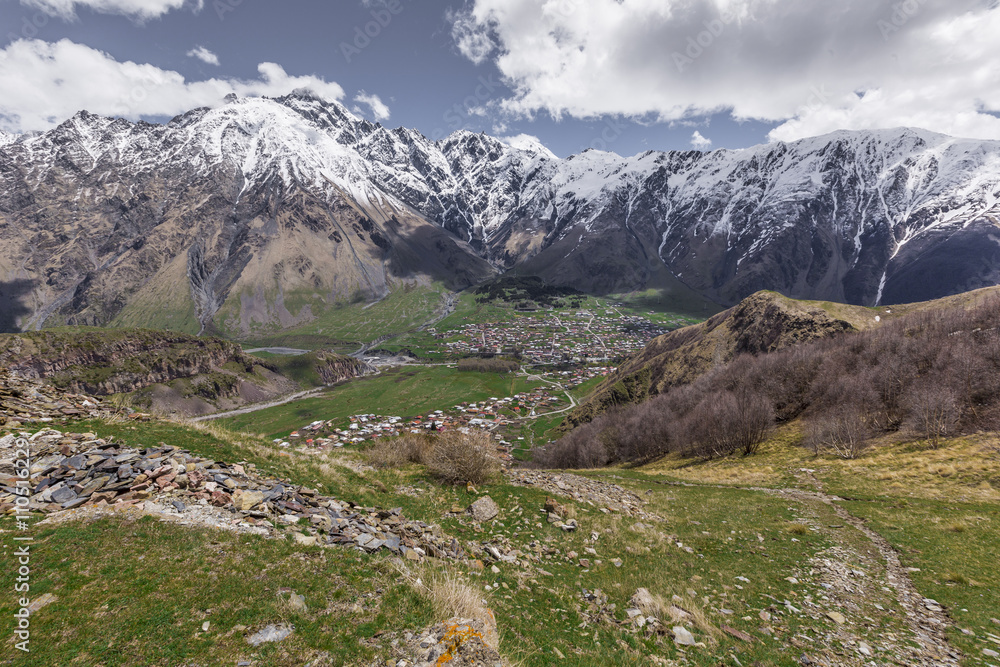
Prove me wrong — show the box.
[657,473,962,666]
[519,372,578,418]
[190,387,329,422]
[784,472,961,667]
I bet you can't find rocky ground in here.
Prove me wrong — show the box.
[0,368,114,427]
[3,368,991,666]
[0,426,464,562]
[506,469,663,522]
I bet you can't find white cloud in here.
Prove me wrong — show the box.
[690,130,712,150]
[448,6,497,65]
[19,0,201,20]
[0,39,346,133]
[186,46,219,67]
[449,0,1000,142]
[353,91,390,122]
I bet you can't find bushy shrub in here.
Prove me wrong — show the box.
[425,431,501,485]
[363,434,433,468]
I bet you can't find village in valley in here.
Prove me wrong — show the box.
[432,311,670,363]
[267,284,692,459]
[276,366,618,456]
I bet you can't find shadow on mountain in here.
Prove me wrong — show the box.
[384,220,496,290]
[0,279,34,333]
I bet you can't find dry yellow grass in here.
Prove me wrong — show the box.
[640,425,1000,502]
[633,590,723,644]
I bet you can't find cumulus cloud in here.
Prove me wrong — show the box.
[352,91,391,121]
[186,46,219,66]
[0,39,346,133]
[448,6,497,65]
[690,130,712,150]
[19,0,201,20]
[449,0,1000,141]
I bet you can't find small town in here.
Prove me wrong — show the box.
[276,366,616,451]
[432,311,669,362]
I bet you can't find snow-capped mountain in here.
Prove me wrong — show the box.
[1,92,999,334]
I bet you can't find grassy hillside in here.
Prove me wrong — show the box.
[3,414,996,665]
[565,286,1000,431]
[227,283,451,352]
[219,365,536,439]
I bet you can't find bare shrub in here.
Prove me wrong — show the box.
[426,431,501,485]
[550,293,1000,467]
[686,389,773,458]
[905,383,960,449]
[363,433,433,468]
[805,408,871,459]
[531,420,611,469]
[753,347,823,421]
[616,396,677,462]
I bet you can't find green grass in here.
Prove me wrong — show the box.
[219,365,536,439]
[839,497,1000,660]
[642,428,1000,666]
[232,284,450,352]
[6,413,996,665]
[0,517,432,667]
[249,352,325,389]
[107,267,202,335]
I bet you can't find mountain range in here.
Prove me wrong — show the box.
[2,92,999,335]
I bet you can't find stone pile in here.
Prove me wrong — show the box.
[0,368,114,427]
[506,469,663,522]
[389,618,503,667]
[0,428,462,561]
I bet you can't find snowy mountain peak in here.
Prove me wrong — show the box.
[3,101,1000,339]
[499,134,558,160]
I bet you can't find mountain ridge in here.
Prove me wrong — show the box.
[2,94,999,334]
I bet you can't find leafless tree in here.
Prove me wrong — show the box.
[805,407,872,459]
[905,383,960,449]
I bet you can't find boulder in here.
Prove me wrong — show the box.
[468,496,499,522]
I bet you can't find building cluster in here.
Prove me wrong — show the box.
[274,366,614,451]
[433,312,667,362]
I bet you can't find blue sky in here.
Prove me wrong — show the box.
[1,0,998,157]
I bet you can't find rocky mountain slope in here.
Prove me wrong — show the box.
[0,329,368,416]
[2,93,1000,334]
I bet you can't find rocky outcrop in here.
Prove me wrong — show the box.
[313,350,373,385]
[0,427,464,563]
[0,367,113,427]
[0,329,268,397]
